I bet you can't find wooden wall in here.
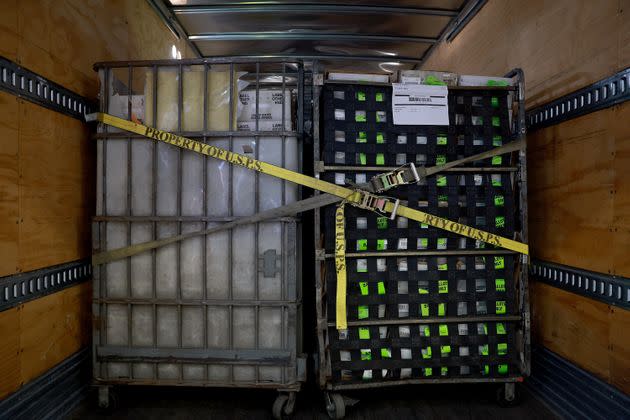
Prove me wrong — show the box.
[423,0,630,393]
[0,0,194,400]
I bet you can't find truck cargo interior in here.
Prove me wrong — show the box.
[0,1,628,419]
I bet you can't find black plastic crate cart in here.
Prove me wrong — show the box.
[313,69,529,418]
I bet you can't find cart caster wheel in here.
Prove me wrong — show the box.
[272,392,296,419]
[496,383,521,407]
[325,393,345,419]
[97,386,118,411]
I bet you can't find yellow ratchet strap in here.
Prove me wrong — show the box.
[335,204,348,330]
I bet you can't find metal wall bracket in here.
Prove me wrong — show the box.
[527,67,629,131]
[0,259,92,311]
[0,56,96,120]
[530,259,630,310]
[259,249,282,278]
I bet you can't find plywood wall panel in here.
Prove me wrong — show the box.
[0,307,22,399]
[0,92,20,277]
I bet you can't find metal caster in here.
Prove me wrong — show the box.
[97,386,118,411]
[325,392,345,419]
[272,391,296,419]
[496,383,521,407]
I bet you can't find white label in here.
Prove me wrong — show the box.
[392,84,449,125]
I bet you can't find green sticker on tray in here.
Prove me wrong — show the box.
[498,342,508,355]
[359,153,367,165]
[358,305,369,319]
[495,216,505,228]
[480,344,489,356]
[437,238,447,248]
[494,195,504,206]
[376,153,385,165]
[358,131,367,141]
[441,345,451,356]
[494,256,505,270]
[418,286,429,295]
[496,301,506,314]
[359,282,369,296]
[441,366,448,376]
[377,281,386,295]
[357,91,366,101]
[422,347,432,360]
[418,238,428,249]
[438,280,448,294]
[492,116,500,127]
[437,135,448,145]
[381,348,392,358]
[357,239,367,250]
[491,96,499,108]
[359,327,370,339]
[424,367,433,376]
[420,223,428,229]
[496,323,506,335]
[376,132,385,144]
[438,263,448,271]
[498,364,508,374]
[421,303,430,317]
[439,324,448,336]
[495,278,505,292]
[482,365,490,375]
[493,135,503,146]
[492,155,502,165]
[377,239,387,250]
[436,154,446,165]
[361,349,371,360]
[377,217,388,229]
[356,112,366,122]
[376,92,384,102]
[437,176,447,187]
[492,175,502,187]
[422,326,430,336]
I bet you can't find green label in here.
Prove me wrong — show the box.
[480,344,489,356]
[441,366,448,376]
[359,281,369,296]
[480,323,488,335]
[494,256,505,270]
[377,217,388,229]
[422,326,430,337]
[439,324,448,336]
[420,303,430,317]
[438,280,448,294]
[376,132,385,144]
[357,239,367,250]
[494,195,504,206]
[422,347,432,359]
[492,135,503,146]
[358,131,367,141]
[482,365,490,375]
[376,112,386,123]
[492,116,500,127]
[438,194,448,202]
[359,153,367,165]
[377,281,386,295]
[436,155,446,165]
[496,323,506,335]
[437,238,447,248]
[359,327,370,339]
[418,238,428,249]
[438,263,448,271]
[437,176,447,187]
[498,364,508,374]
[492,176,502,187]
[361,349,371,360]
[495,278,505,292]
[376,153,385,165]
[418,286,429,295]
[495,216,505,228]
[357,91,366,101]
[491,97,499,108]
[492,155,502,165]
[375,92,384,102]
[424,367,433,376]
[358,305,369,319]
[441,345,451,356]
[496,301,506,314]
[355,112,366,122]
[377,239,387,250]
[420,223,428,229]
[381,348,392,358]
[497,342,508,355]
[437,135,448,145]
